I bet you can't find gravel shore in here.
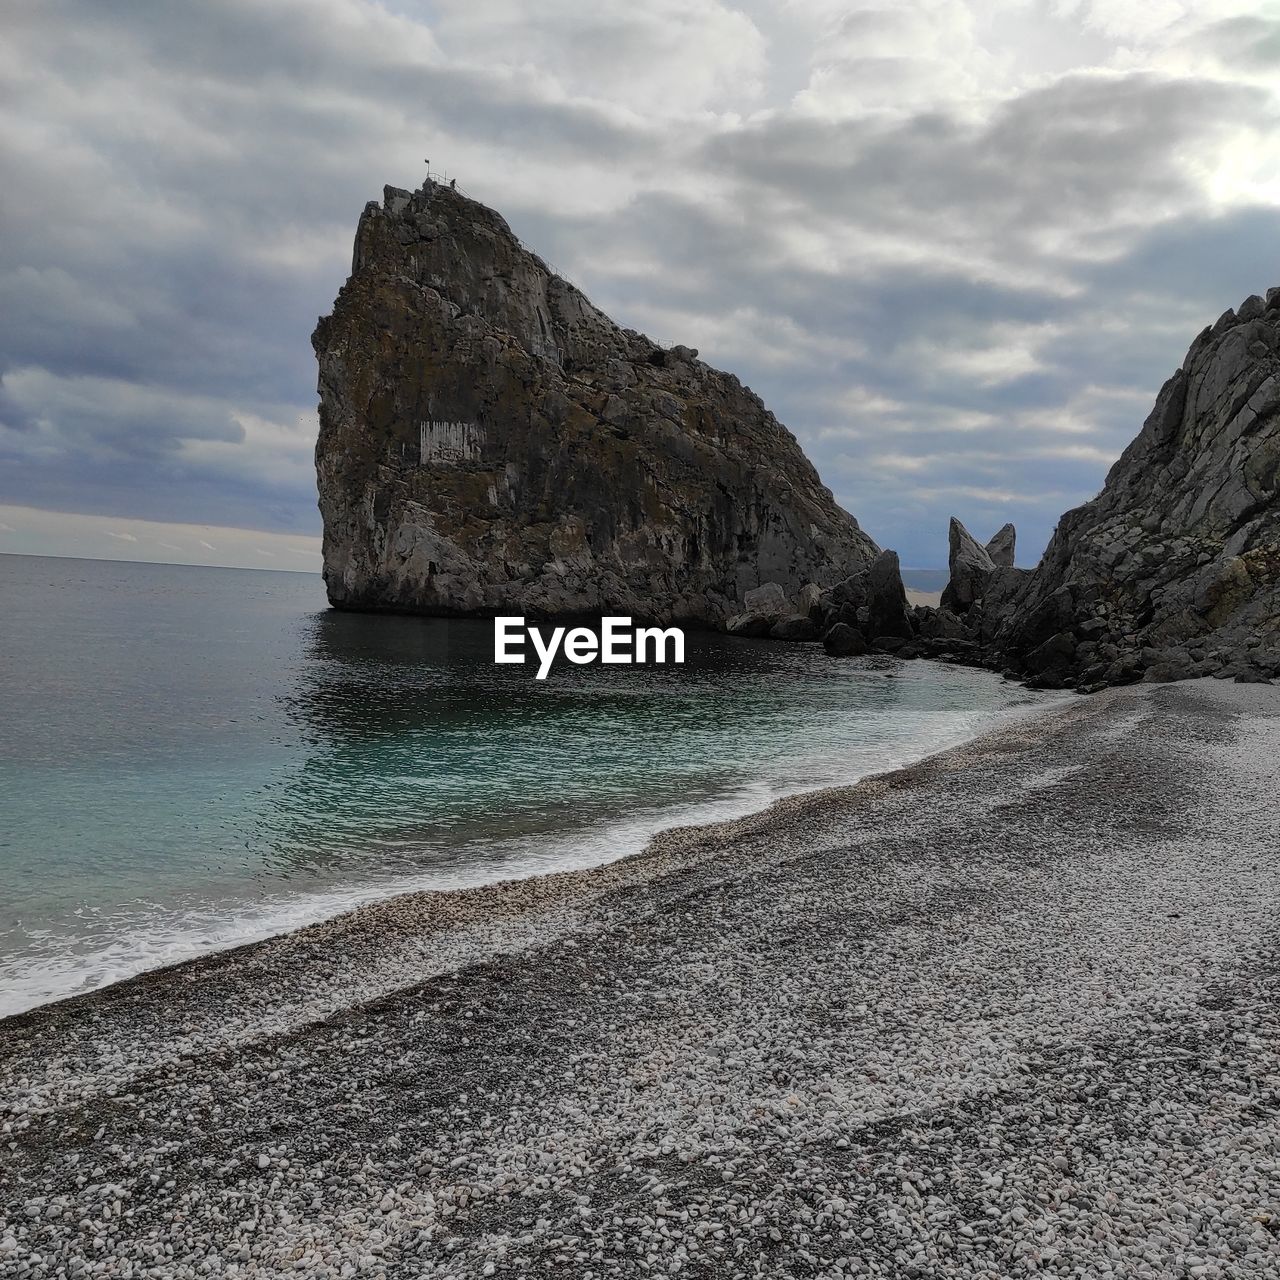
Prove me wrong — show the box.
[2,678,1278,1279]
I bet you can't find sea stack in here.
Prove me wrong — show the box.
[312,182,878,624]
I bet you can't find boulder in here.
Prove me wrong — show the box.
[872,635,910,653]
[796,582,825,619]
[1024,630,1077,675]
[770,615,820,641]
[821,623,868,656]
[828,572,869,609]
[726,613,774,638]
[743,582,789,620]
[914,605,970,641]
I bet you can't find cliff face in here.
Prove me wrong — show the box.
[974,288,1280,686]
[313,183,878,624]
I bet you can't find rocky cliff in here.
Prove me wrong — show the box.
[929,288,1280,688]
[313,182,878,624]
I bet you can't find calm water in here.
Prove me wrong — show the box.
[0,554,1046,1015]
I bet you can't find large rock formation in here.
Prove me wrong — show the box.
[978,288,1280,687]
[940,518,996,613]
[313,182,878,624]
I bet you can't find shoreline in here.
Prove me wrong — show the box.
[0,666,1051,1022]
[3,680,1278,1277]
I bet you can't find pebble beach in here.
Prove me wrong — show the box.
[2,678,1278,1278]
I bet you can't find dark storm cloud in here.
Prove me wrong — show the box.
[2,0,1277,564]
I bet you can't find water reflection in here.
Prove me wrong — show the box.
[1,558,1045,1016]
[252,611,922,881]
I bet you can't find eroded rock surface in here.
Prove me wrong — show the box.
[985,523,1016,568]
[940,518,996,614]
[313,183,878,624]
[988,289,1280,687]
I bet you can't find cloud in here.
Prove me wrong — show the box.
[0,504,321,571]
[3,0,1279,569]
[427,0,768,116]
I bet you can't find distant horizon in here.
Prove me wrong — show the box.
[0,504,323,574]
[5,2,1278,570]
[0,548,323,576]
[0,545,951,582]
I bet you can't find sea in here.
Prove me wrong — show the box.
[0,553,1049,1017]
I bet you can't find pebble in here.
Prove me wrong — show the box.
[1,683,1277,1278]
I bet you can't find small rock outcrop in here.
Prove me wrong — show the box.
[864,550,915,640]
[821,622,869,656]
[985,523,1016,568]
[809,549,919,655]
[983,288,1280,687]
[940,518,996,613]
[313,182,879,624]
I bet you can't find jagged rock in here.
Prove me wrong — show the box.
[985,523,1016,568]
[970,565,1031,645]
[770,615,820,641]
[1235,667,1274,683]
[743,582,789,621]
[987,286,1280,684]
[914,605,970,642]
[872,635,910,653]
[821,623,868,656]
[726,613,774,638]
[864,550,915,639]
[814,550,912,651]
[941,518,996,613]
[1024,631,1077,675]
[312,182,878,624]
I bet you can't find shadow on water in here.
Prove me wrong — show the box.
[1,558,1043,1016]
[253,610,914,880]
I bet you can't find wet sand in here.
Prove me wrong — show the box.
[2,679,1278,1278]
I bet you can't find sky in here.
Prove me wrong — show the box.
[2,0,1279,572]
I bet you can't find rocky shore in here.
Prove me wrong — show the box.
[311,180,1277,693]
[921,287,1280,692]
[3,680,1278,1278]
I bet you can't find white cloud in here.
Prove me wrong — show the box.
[2,0,1278,568]
[428,0,768,117]
[0,505,321,571]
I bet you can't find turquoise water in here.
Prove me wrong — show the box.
[0,553,1046,1015]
